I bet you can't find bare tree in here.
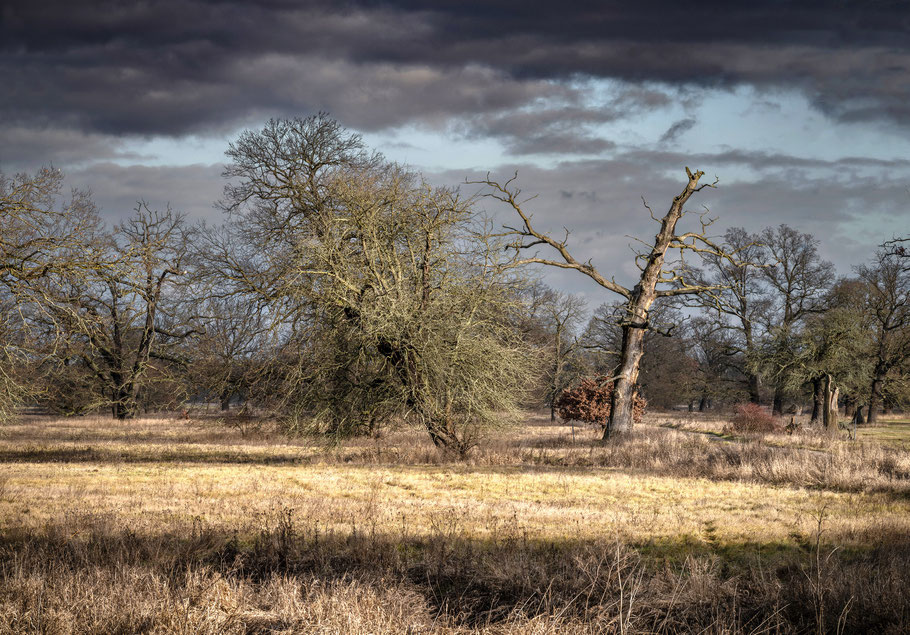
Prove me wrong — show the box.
[188,296,269,411]
[537,289,586,421]
[211,115,381,312]
[1,167,88,285]
[0,168,98,419]
[687,316,750,410]
[856,250,910,422]
[480,168,744,437]
[21,204,196,419]
[759,225,835,414]
[210,116,533,452]
[686,227,768,403]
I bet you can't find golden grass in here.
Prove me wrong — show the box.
[1,410,909,632]
[3,412,910,549]
[2,454,907,550]
[856,419,910,448]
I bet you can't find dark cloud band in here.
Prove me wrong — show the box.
[3,0,909,138]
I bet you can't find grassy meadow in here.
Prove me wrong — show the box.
[1,411,909,633]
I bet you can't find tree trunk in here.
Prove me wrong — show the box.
[112,393,138,420]
[810,376,823,425]
[772,385,784,416]
[220,391,231,412]
[743,325,761,404]
[822,374,839,431]
[868,376,884,424]
[606,322,645,437]
[853,405,865,425]
[698,394,708,412]
[550,404,556,422]
[427,428,445,448]
[747,373,761,404]
[110,374,138,420]
[604,168,706,438]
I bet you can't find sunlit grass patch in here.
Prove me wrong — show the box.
[2,452,909,551]
[857,419,910,448]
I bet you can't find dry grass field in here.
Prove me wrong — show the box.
[1,410,909,633]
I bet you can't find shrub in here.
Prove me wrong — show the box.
[555,375,646,426]
[726,402,780,434]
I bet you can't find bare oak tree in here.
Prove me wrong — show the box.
[21,205,196,418]
[759,225,834,414]
[856,250,910,422]
[209,116,533,453]
[0,168,98,419]
[480,168,743,437]
[685,227,768,403]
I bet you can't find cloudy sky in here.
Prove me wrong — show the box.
[3,0,910,301]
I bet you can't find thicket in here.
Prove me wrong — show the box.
[725,402,780,434]
[555,375,647,428]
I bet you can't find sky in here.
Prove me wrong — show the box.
[3,0,910,305]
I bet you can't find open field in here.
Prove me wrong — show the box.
[1,412,909,633]
[853,418,910,449]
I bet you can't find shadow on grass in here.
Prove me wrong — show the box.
[2,514,909,632]
[0,446,315,466]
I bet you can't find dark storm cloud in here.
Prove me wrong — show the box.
[459,107,616,156]
[659,118,697,144]
[3,0,910,142]
[456,85,682,155]
[0,126,146,171]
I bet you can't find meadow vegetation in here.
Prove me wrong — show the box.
[4,116,910,633]
[1,410,909,633]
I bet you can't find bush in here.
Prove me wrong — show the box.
[726,402,780,434]
[555,375,646,426]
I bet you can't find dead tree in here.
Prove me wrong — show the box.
[822,373,839,431]
[480,168,744,438]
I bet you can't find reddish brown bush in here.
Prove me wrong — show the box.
[555,375,646,426]
[726,402,780,434]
